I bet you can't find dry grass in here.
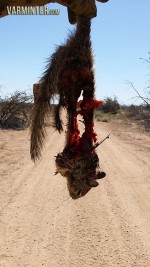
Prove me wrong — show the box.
[95,105,150,133]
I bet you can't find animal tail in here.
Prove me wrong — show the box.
[30,84,52,162]
[30,43,70,161]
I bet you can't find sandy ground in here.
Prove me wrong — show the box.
[0,119,150,267]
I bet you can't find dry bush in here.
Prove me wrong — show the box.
[137,105,150,132]
[0,91,33,129]
[122,104,150,132]
[98,97,120,114]
[126,80,150,131]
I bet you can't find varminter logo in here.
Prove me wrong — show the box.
[6,6,60,15]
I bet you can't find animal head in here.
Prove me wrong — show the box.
[56,153,105,199]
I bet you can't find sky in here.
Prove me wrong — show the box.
[0,0,150,105]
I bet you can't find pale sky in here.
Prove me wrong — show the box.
[0,0,150,105]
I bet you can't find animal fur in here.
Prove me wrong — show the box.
[30,16,95,161]
[30,16,106,199]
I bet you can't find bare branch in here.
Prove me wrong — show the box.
[126,81,150,106]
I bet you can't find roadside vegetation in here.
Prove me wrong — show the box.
[0,91,32,129]
[95,96,150,132]
[95,52,150,132]
[0,91,149,132]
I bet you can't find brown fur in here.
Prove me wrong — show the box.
[33,83,43,102]
[30,16,95,161]
[56,152,105,199]
[30,16,106,198]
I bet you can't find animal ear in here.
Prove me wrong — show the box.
[96,171,106,179]
[87,179,99,188]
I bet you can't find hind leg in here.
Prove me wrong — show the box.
[54,103,63,133]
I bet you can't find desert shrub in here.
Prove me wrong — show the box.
[0,91,33,129]
[98,97,120,113]
[122,104,150,131]
[95,110,110,122]
[126,105,143,119]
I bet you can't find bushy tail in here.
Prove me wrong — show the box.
[30,87,51,161]
[30,45,70,161]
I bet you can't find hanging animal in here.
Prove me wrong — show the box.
[30,16,106,199]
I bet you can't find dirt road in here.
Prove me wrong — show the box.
[0,120,150,267]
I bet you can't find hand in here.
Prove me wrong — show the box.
[55,0,109,24]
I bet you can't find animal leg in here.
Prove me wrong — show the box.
[54,100,63,133]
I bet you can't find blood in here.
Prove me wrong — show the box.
[66,97,103,158]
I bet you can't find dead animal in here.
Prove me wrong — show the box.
[30,15,106,199]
